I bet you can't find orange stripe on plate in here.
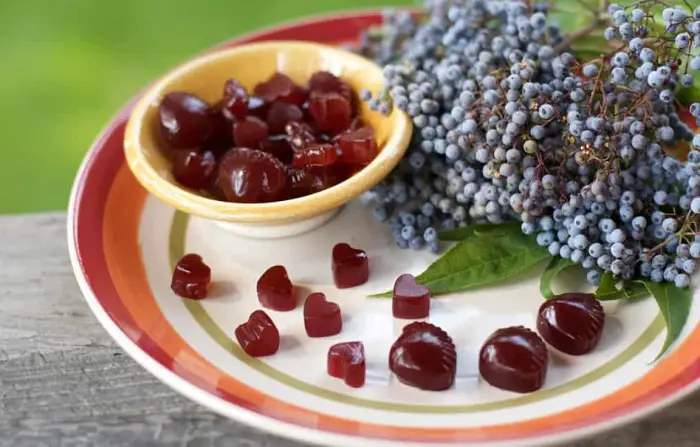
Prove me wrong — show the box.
[102,165,700,442]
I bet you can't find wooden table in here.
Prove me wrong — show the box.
[2,212,700,447]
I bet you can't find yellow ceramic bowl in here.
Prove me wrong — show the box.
[124,40,412,238]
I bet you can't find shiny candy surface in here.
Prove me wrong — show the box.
[479,326,549,393]
[218,148,287,203]
[170,254,211,300]
[327,341,365,388]
[331,243,369,289]
[392,274,430,319]
[303,293,342,338]
[172,150,217,190]
[537,293,605,356]
[256,265,295,311]
[389,322,456,391]
[158,92,218,149]
[235,310,280,357]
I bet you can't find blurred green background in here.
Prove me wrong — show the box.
[0,0,409,214]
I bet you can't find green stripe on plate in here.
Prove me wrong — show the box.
[169,211,664,413]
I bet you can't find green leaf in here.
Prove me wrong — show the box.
[369,230,550,298]
[677,79,700,106]
[539,257,577,299]
[595,272,619,296]
[642,281,692,362]
[438,221,521,241]
[595,273,649,301]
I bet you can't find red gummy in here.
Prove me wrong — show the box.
[337,127,378,165]
[171,254,211,300]
[247,96,269,118]
[285,167,338,199]
[257,265,296,311]
[261,135,293,164]
[285,122,317,151]
[222,79,249,118]
[308,71,353,104]
[291,144,339,168]
[172,150,217,190]
[266,101,304,134]
[235,310,280,357]
[348,117,366,131]
[389,322,457,391]
[233,116,269,149]
[328,341,365,388]
[218,148,287,203]
[392,274,430,319]
[332,243,369,289]
[159,92,218,149]
[254,72,307,106]
[200,127,234,160]
[308,92,352,134]
[479,326,548,393]
[303,293,342,338]
[205,174,227,201]
[537,293,605,355]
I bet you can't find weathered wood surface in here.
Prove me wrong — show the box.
[1,212,700,447]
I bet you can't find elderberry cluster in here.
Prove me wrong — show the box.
[356,0,700,287]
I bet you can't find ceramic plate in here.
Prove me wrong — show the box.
[68,10,700,447]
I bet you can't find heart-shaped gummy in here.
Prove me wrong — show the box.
[327,341,365,388]
[479,326,548,393]
[389,321,456,391]
[257,265,296,311]
[537,293,605,355]
[304,293,342,338]
[171,253,211,300]
[332,243,369,289]
[235,310,280,357]
[392,274,430,319]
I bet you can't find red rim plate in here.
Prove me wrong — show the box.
[67,10,700,447]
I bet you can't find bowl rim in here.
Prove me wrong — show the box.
[123,40,412,223]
